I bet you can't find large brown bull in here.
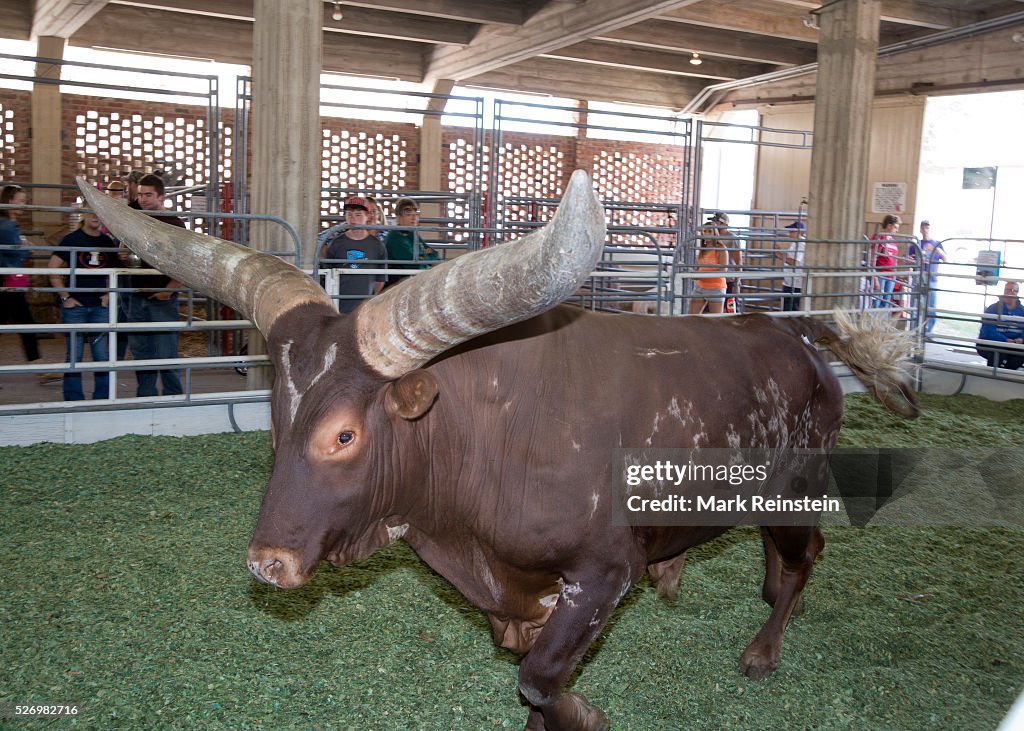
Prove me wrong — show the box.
[78,172,917,731]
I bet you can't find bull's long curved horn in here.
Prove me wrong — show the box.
[355,169,607,378]
[75,177,333,335]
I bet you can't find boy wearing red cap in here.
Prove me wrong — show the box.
[319,196,387,314]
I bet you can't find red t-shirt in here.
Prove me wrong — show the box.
[872,234,898,271]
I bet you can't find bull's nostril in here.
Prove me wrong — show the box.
[246,548,306,589]
[247,557,282,585]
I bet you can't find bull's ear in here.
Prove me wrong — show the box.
[384,370,439,420]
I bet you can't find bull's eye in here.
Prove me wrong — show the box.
[337,431,355,447]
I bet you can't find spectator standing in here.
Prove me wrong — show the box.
[383,197,439,288]
[709,212,742,313]
[105,179,126,200]
[121,173,185,397]
[101,178,137,360]
[126,170,144,209]
[0,184,40,363]
[908,220,947,333]
[977,281,1024,370]
[366,196,388,241]
[47,211,115,400]
[777,220,806,312]
[688,219,729,315]
[871,214,901,308]
[320,195,387,314]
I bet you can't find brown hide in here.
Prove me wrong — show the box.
[387,308,843,612]
[249,306,843,623]
[244,304,912,730]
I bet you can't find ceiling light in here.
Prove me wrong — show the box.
[689,53,702,66]
[332,2,343,21]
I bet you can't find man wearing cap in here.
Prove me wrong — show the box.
[908,220,947,333]
[776,220,806,312]
[977,280,1024,370]
[319,195,387,314]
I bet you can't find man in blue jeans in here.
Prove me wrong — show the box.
[121,173,186,397]
[48,210,116,400]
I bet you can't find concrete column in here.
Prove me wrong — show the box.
[806,0,881,312]
[419,79,454,220]
[31,36,65,240]
[247,0,322,389]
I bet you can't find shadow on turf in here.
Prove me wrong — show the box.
[246,543,419,620]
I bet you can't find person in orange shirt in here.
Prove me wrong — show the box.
[688,218,729,314]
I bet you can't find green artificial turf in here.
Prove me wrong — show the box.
[0,394,1021,730]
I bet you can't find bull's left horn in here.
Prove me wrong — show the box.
[356,169,607,378]
[74,177,333,335]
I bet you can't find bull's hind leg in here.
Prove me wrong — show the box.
[739,525,824,680]
[648,552,687,600]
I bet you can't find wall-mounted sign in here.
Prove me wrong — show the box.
[963,167,997,190]
[871,182,907,214]
[976,250,1001,286]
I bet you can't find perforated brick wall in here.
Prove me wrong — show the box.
[0,90,31,184]
[4,91,690,245]
[319,120,419,219]
[67,96,212,188]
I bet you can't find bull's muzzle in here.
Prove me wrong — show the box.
[246,545,308,589]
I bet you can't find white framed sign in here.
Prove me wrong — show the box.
[871,182,907,214]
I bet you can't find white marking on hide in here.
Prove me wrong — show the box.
[588,609,601,627]
[572,439,582,452]
[386,523,409,543]
[614,574,633,605]
[590,492,600,519]
[801,334,812,346]
[747,378,792,447]
[280,341,301,425]
[539,593,559,608]
[645,411,662,446]
[492,377,499,389]
[637,348,682,358]
[502,400,513,412]
[309,343,338,390]
[559,578,583,608]
[473,545,503,604]
[726,424,742,450]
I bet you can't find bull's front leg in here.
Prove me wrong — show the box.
[518,560,644,731]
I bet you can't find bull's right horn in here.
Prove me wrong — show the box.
[355,169,607,379]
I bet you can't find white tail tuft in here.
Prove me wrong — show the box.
[829,309,919,418]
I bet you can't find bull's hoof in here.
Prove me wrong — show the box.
[524,708,545,731]
[739,647,778,681]
[524,693,611,731]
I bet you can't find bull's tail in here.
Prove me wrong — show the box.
[825,310,919,418]
[785,310,920,419]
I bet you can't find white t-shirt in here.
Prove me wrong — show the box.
[782,239,805,289]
